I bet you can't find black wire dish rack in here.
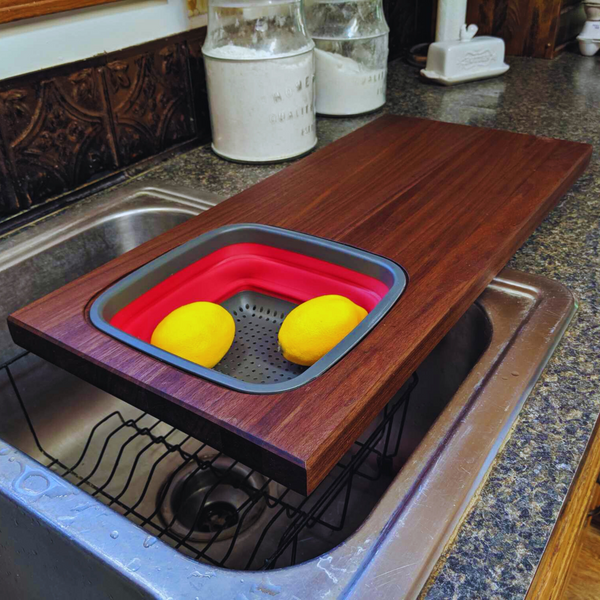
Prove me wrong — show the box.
[3,349,418,571]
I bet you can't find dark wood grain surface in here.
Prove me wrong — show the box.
[8,116,592,494]
[466,0,571,59]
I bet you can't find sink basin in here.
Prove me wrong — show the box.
[0,182,575,599]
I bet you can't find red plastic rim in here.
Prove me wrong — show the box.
[110,243,390,343]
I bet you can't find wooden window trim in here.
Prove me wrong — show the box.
[0,0,123,25]
[526,415,600,598]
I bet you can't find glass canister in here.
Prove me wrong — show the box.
[304,0,389,116]
[202,0,317,163]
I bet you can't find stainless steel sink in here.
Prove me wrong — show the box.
[0,182,575,599]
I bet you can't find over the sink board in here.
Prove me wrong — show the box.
[8,115,591,495]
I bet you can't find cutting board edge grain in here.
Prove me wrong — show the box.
[8,115,592,495]
[7,316,311,489]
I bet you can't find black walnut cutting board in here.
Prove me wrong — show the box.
[8,116,592,494]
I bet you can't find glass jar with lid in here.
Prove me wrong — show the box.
[304,0,389,116]
[202,0,317,163]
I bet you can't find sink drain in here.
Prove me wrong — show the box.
[158,457,268,543]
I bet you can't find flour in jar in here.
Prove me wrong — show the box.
[314,48,386,116]
[203,45,316,162]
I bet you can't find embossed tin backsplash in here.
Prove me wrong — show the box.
[0,28,209,215]
[0,3,431,217]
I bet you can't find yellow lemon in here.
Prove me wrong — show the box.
[278,295,368,366]
[151,302,235,368]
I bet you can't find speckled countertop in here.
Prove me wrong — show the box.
[128,52,600,598]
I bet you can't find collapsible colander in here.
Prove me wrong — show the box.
[90,224,407,393]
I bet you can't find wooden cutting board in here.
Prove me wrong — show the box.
[8,116,591,494]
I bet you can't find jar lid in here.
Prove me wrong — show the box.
[204,0,314,60]
[304,0,389,40]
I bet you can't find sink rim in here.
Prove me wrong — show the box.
[346,269,576,598]
[0,182,221,366]
[0,182,219,271]
[0,183,577,599]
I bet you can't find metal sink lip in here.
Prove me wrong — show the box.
[0,182,577,599]
[89,222,408,394]
[0,183,219,279]
[0,269,575,600]
[346,270,578,599]
[0,182,223,367]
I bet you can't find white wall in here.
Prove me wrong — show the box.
[0,0,207,80]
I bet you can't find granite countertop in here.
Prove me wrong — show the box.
[126,51,599,598]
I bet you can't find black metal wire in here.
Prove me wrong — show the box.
[2,350,418,571]
[263,376,418,568]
